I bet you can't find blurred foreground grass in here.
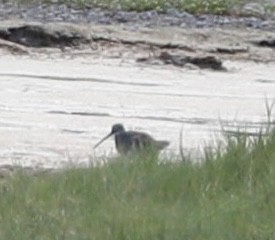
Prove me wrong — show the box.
[1,126,275,239]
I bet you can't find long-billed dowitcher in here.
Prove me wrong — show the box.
[94,123,169,155]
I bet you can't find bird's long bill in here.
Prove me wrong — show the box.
[94,132,113,149]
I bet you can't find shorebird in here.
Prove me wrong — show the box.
[94,123,169,155]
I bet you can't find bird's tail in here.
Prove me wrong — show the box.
[157,140,169,150]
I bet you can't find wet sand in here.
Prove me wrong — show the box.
[0,54,274,168]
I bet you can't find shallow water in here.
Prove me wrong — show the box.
[0,54,274,168]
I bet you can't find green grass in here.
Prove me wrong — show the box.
[266,4,275,15]
[13,0,249,15]
[1,128,275,239]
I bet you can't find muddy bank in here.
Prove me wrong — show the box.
[0,0,275,64]
[0,20,275,65]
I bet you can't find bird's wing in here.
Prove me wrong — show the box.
[127,131,154,141]
[127,131,156,150]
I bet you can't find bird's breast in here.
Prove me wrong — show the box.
[115,133,133,155]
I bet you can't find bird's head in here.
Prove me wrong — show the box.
[111,124,125,134]
[94,123,125,149]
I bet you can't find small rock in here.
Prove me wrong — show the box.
[113,11,137,23]
[245,17,265,28]
[166,8,181,18]
[211,46,248,54]
[252,37,275,47]
[139,10,158,21]
[138,51,226,71]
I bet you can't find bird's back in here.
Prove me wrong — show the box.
[115,130,169,155]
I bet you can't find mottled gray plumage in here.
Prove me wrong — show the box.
[94,124,169,155]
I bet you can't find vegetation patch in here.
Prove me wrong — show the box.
[266,4,275,14]
[11,0,249,14]
[1,125,275,239]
